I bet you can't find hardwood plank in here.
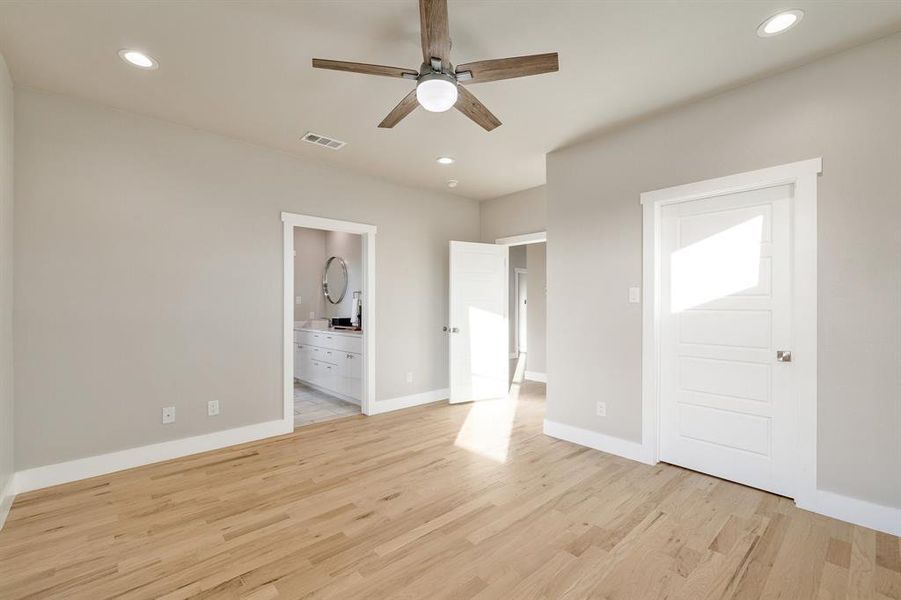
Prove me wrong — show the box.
[0,379,895,599]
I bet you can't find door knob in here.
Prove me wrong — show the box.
[776,350,792,362]
[451,327,460,333]
[442,326,449,332]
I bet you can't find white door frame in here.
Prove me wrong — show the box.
[640,158,820,502]
[514,268,528,354]
[282,212,377,424]
[496,231,546,247]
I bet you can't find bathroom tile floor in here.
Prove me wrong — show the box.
[294,382,359,427]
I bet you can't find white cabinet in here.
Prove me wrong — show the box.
[334,351,362,399]
[294,328,363,403]
[294,343,309,380]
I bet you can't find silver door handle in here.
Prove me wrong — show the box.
[451,327,460,333]
[777,350,792,362]
[442,326,449,332]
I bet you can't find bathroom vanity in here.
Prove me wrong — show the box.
[294,326,363,403]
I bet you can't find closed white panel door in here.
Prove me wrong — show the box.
[449,241,509,403]
[659,184,794,497]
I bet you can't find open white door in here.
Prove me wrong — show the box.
[448,241,509,404]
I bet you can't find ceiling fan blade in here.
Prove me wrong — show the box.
[456,52,559,84]
[419,0,450,66]
[312,58,419,79]
[454,86,501,131]
[379,89,420,128]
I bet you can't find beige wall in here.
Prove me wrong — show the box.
[293,227,326,321]
[14,89,479,470]
[0,54,13,511]
[479,185,546,243]
[525,243,546,375]
[546,34,901,508]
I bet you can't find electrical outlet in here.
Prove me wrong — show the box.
[596,402,607,417]
[295,296,303,305]
[162,406,176,424]
[207,400,220,416]
[406,372,414,383]
[628,287,641,304]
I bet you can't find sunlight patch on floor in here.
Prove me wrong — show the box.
[454,354,524,463]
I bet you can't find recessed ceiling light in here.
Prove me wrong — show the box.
[757,10,804,37]
[436,156,455,165]
[118,49,158,70]
[447,179,459,188]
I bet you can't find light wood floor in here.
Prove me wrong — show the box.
[1,380,899,599]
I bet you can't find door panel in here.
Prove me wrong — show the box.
[679,310,772,348]
[659,184,794,497]
[679,356,771,403]
[449,241,509,403]
[678,403,771,456]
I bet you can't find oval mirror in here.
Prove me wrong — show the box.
[322,256,348,304]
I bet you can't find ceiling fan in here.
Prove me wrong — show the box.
[312,0,559,131]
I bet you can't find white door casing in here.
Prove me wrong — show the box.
[659,185,793,496]
[516,269,528,354]
[641,158,820,504]
[449,241,509,403]
[282,212,376,421]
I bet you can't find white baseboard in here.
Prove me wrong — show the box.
[525,370,547,383]
[0,475,15,531]
[543,419,656,465]
[797,489,901,537]
[14,419,291,495]
[370,388,448,415]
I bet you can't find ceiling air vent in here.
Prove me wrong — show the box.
[301,131,346,150]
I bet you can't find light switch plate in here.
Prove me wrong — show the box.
[628,287,641,304]
[406,372,414,383]
[596,402,607,417]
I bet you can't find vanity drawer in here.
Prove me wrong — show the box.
[297,330,362,353]
[308,360,337,390]
[306,345,335,364]
[304,331,328,346]
[320,347,341,365]
[332,334,363,354]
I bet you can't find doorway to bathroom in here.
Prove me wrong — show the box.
[281,213,376,429]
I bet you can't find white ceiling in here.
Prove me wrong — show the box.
[1,1,899,200]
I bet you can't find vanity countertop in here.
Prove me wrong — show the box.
[294,324,362,336]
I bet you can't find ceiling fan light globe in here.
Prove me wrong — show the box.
[416,77,458,112]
